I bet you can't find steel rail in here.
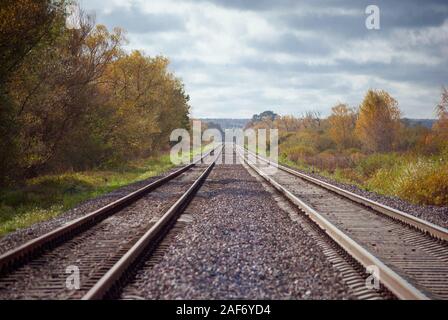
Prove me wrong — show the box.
[82,146,223,300]
[238,145,448,241]
[0,144,222,274]
[237,146,430,300]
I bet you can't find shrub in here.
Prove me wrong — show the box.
[394,160,448,205]
[356,153,400,177]
[282,145,316,163]
[367,158,448,205]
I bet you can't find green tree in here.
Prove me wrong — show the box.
[9,18,125,176]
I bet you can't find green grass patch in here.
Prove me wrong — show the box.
[0,144,214,237]
[0,154,175,237]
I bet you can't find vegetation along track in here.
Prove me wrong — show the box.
[0,145,223,299]
[237,145,448,300]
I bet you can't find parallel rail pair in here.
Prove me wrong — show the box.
[0,145,223,299]
[237,145,448,300]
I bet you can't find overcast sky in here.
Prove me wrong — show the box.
[79,0,448,119]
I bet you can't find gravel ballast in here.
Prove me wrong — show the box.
[0,167,182,255]
[282,164,448,229]
[0,167,206,299]
[121,164,354,299]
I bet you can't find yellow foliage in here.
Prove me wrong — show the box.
[328,103,357,149]
[367,159,448,205]
[355,89,402,152]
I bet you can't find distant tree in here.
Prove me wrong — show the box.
[301,111,321,129]
[101,50,190,159]
[251,110,278,122]
[355,89,401,152]
[436,87,448,118]
[273,115,302,132]
[328,104,357,149]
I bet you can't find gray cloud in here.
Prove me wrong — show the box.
[249,32,331,55]
[238,56,447,88]
[100,5,186,33]
[191,0,300,11]
[277,12,368,39]
[198,0,448,18]
[79,0,448,118]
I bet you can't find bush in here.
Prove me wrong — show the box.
[367,158,448,205]
[334,167,363,184]
[356,153,400,177]
[282,145,316,163]
[313,151,349,172]
[394,160,448,205]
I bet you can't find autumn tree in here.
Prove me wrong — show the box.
[0,2,190,184]
[355,89,401,152]
[0,0,66,85]
[0,0,67,183]
[100,51,190,160]
[328,104,357,149]
[273,115,302,133]
[8,13,125,176]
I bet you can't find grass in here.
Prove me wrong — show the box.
[365,157,448,205]
[0,144,212,237]
[279,152,448,206]
[0,155,175,237]
[279,154,362,187]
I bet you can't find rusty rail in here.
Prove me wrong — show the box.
[237,145,447,300]
[0,144,222,275]
[82,146,222,299]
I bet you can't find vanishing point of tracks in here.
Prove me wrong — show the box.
[0,143,447,300]
[237,146,448,300]
[0,145,223,299]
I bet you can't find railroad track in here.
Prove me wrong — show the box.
[237,145,448,300]
[0,144,223,299]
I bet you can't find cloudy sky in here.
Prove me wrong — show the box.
[79,0,448,119]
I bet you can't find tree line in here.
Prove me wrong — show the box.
[247,88,448,205]
[248,88,448,157]
[0,1,190,185]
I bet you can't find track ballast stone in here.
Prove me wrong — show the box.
[121,164,354,299]
[281,164,448,229]
[0,167,181,255]
[0,167,206,299]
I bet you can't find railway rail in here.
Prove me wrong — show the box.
[1,142,447,300]
[237,145,448,300]
[0,145,223,299]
